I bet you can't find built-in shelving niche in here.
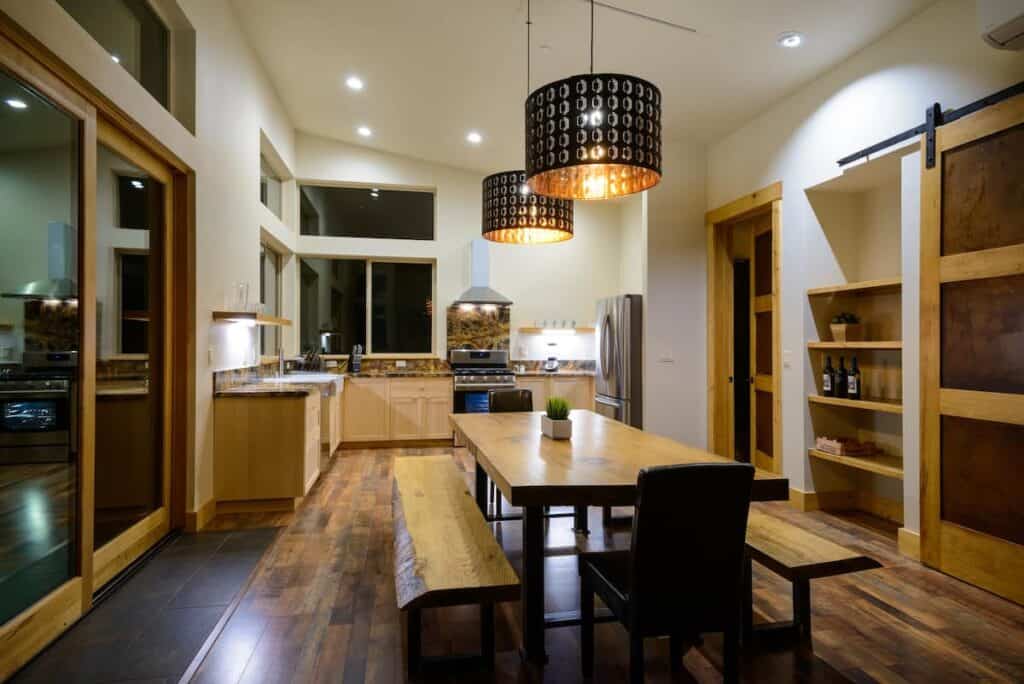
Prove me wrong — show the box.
[803,141,918,540]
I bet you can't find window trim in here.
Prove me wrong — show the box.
[297,255,437,357]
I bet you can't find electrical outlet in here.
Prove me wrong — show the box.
[395,360,407,368]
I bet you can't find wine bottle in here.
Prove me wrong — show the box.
[848,356,861,400]
[822,356,835,397]
[836,357,848,397]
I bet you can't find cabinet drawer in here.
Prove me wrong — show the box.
[389,377,452,398]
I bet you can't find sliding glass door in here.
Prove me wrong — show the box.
[91,122,173,588]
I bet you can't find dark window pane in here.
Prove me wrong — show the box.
[120,253,149,353]
[941,416,1024,546]
[941,123,1024,256]
[58,0,169,107]
[299,258,366,354]
[371,262,432,353]
[117,175,151,230]
[755,390,773,458]
[298,185,434,240]
[754,229,772,296]
[755,312,772,376]
[941,275,1024,394]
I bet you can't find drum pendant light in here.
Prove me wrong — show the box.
[482,0,574,244]
[525,0,662,200]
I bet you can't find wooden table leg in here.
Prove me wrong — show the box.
[573,506,589,534]
[521,505,548,664]
[793,578,811,645]
[475,462,487,516]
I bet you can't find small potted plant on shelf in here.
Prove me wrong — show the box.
[542,396,572,440]
[830,312,862,342]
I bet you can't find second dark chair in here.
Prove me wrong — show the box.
[486,389,534,519]
[579,462,755,683]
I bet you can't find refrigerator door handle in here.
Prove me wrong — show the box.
[595,395,623,408]
[600,313,613,380]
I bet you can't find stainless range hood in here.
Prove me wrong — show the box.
[2,223,78,300]
[454,239,512,305]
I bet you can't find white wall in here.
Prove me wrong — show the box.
[644,136,708,444]
[706,0,1024,500]
[294,132,625,360]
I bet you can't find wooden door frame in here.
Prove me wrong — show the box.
[920,94,1024,604]
[705,182,783,473]
[0,14,195,679]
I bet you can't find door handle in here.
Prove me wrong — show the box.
[728,376,734,383]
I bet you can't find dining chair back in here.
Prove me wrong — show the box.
[488,388,533,413]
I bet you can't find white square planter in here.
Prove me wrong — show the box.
[541,415,572,440]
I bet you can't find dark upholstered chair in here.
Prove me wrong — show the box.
[486,389,533,518]
[579,462,754,683]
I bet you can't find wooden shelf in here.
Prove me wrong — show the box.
[808,394,903,414]
[807,277,902,297]
[808,448,904,480]
[517,326,595,335]
[213,311,292,326]
[807,341,902,350]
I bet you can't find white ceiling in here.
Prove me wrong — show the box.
[231,0,933,174]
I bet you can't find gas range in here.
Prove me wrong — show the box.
[449,350,515,392]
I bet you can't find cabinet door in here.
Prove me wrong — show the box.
[342,378,390,441]
[422,395,454,439]
[516,377,549,410]
[304,394,321,493]
[551,377,594,412]
[389,396,423,441]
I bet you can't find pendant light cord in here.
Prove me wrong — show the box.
[526,0,532,94]
[590,0,595,73]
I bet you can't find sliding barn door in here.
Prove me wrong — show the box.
[920,94,1024,604]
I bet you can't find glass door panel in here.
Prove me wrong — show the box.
[0,70,81,624]
[92,141,166,560]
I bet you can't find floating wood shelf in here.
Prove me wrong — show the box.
[807,277,902,297]
[808,394,903,414]
[808,448,904,480]
[123,310,150,323]
[213,311,292,326]
[807,341,902,350]
[517,326,595,335]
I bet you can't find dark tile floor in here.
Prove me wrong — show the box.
[11,527,278,684]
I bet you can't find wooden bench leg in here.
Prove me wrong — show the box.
[480,603,495,671]
[793,578,811,645]
[474,463,487,516]
[573,506,589,534]
[407,608,422,676]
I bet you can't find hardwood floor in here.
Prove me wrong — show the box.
[189,447,1024,683]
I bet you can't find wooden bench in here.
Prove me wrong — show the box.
[743,510,881,645]
[392,455,520,674]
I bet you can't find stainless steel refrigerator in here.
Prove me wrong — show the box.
[595,294,642,428]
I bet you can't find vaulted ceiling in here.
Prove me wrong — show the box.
[232,0,933,173]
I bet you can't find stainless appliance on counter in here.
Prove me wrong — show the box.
[450,349,515,414]
[595,294,642,427]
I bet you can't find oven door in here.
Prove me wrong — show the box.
[453,389,491,414]
[0,388,72,463]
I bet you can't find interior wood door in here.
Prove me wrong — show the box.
[920,94,1024,605]
[748,204,782,474]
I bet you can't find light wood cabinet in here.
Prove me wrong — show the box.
[215,393,321,502]
[323,391,342,456]
[516,375,595,412]
[341,376,454,443]
[342,377,390,442]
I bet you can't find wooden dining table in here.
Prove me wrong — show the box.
[450,409,790,664]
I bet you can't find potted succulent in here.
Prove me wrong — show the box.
[830,312,862,342]
[541,397,572,440]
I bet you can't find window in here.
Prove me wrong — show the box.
[117,174,151,229]
[58,0,169,106]
[298,258,432,354]
[259,244,281,355]
[260,155,282,219]
[298,185,434,240]
[119,252,150,353]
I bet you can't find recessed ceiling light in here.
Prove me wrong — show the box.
[777,31,803,48]
[131,179,145,189]
[357,125,372,137]
[466,131,483,145]
[111,54,121,63]
[5,98,27,110]
[345,75,364,91]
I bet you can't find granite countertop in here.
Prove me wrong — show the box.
[215,382,318,398]
[515,369,595,377]
[346,370,453,378]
